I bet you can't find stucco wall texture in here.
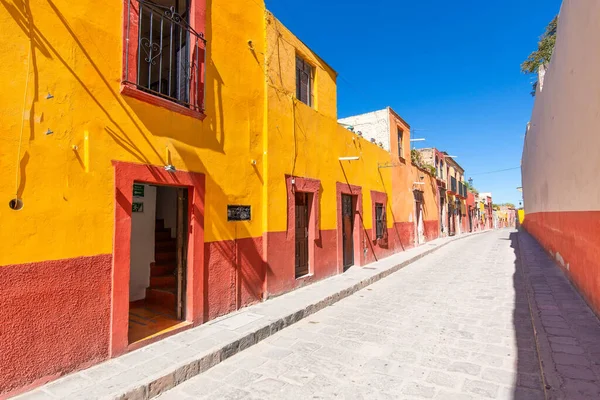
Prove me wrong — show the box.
[522,0,600,315]
[1,1,443,395]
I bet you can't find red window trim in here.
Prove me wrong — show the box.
[370,190,387,245]
[121,0,207,120]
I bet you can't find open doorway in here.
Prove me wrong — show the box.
[414,190,425,245]
[128,184,188,344]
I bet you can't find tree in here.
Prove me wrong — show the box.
[465,181,478,195]
[521,16,558,96]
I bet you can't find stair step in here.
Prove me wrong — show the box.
[155,219,165,231]
[150,262,176,277]
[155,231,172,241]
[150,275,176,288]
[146,287,176,309]
[155,239,176,251]
[155,251,176,262]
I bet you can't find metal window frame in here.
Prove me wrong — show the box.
[124,0,206,111]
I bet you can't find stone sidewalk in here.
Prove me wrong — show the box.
[16,231,487,400]
[157,229,545,400]
[517,230,600,399]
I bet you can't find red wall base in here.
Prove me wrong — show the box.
[524,211,600,315]
[0,254,112,396]
[204,236,265,320]
[424,220,439,242]
[265,229,338,297]
[2,220,440,395]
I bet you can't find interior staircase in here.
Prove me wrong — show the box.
[146,219,177,310]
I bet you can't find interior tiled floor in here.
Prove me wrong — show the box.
[128,300,181,344]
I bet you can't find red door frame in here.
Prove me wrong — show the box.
[110,161,205,357]
[336,182,364,273]
[286,176,320,278]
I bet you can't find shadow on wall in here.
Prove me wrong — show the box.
[509,232,547,399]
[172,143,264,321]
[3,0,265,332]
[4,0,169,166]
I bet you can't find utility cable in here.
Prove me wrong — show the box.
[15,44,32,198]
[470,166,521,176]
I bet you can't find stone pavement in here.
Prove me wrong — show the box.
[517,231,600,400]
[16,230,485,400]
[157,230,545,399]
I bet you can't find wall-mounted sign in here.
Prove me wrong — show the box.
[132,202,144,213]
[227,205,251,221]
[133,184,145,198]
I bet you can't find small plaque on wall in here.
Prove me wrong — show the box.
[227,205,251,221]
[133,184,145,198]
[132,202,144,213]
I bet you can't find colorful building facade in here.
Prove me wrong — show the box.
[0,0,443,395]
[418,148,469,237]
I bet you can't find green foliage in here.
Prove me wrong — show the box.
[411,150,436,177]
[426,164,436,176]
[521,16,558,96]
[411,149,423,166]
[500,202,516,209]
[465,181,478,195]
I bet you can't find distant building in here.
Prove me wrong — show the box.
[418,148,468,237]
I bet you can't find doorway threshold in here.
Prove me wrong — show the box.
[128,300,192,351]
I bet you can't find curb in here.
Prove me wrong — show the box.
[27,230,490,400]
[120,230,491,400]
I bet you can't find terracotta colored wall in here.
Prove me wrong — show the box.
[204,237,265,320]
[522,1,600,315]
[0,255,112,395]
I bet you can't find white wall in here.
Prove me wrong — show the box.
[129,184,157,301]
[522,0,600,214]
[338,108,391,150]
[156,186,177,238]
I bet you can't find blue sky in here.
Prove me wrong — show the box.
[266,0,562,205]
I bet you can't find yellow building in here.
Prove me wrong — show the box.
[0,0,440,395]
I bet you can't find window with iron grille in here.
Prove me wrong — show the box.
[296,56,313,106]
[375,203,385,239]
[397,128,404,159]
[123,0,206,112]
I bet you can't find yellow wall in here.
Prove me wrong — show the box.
[518,209,525,224]
[264,13,395,234]
[1,2,441,268]
[0,0,268,265]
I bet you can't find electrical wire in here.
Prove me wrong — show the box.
[15,44,32,198]
[470,166,521,176]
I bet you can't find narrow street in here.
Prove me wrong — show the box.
[158,230,545,399]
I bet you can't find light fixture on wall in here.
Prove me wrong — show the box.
[164,164,176,172]
[339,156,360,161]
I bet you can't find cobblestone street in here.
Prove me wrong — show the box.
[158,230,546,399]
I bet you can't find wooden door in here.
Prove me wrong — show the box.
[176,188,188,320]
[295,192,309,278]
[416,201,424,244]
[342,194,354,269]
